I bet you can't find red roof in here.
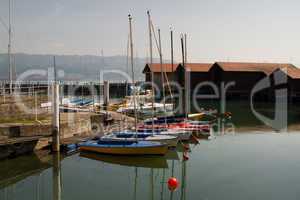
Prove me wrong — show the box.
[143,62,300,78]
[179,63,213,72]
[144,63,178,73]
[215,62,297,75]
[144,63,213,73]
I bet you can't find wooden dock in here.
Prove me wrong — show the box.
[0,136,42,146]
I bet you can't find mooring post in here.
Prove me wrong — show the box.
[1,82,5,103]
[52,56,60,152]
[103,81,110,110]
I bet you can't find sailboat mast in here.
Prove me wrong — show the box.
[158,29,166,112]
[184,34,189,117]
[128,14,138,133]
[8,0,12,94]
[180,35,186,116]
[171,29,174,76]
[184,34,187,63]
[126,34,130,78]
[170,28,175,112]
[147,10,155,133]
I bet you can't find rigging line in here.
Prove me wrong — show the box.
[158,28,166,114]
[150,20,167,115]
[128,14,138,134]
[170,27,175,112]
[122,33,130,129]
[150,19,172,98]
[126,33,130,76]
[150,21,160,56]
[135,50,140,119]
[163,66,173,98]
[147,10,155,134]
[180,34,187,117]
[150,21,173,101]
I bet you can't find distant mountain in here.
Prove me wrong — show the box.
[0,53,162,82]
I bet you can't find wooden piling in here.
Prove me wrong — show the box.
[52,84,60,152]
[103,81,110,110]
[52,56,60,152]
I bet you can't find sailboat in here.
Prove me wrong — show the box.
[101,131,178,147]
[79,14,168,156]
[116,88,173,115]
[143,111,217,125]
[132,15,193,141]
[79,139,168,155]
[114,50,173,116]
[138,32,219,140]
[105,11,182,147]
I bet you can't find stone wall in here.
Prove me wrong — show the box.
[0,113,104,139]
[0,95,50,121]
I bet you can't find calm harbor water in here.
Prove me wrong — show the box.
[1,132,300,200]
[1,100,300,199]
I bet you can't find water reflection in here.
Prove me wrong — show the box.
[79,150,181,200]
[79,148,187,200]
[0,152,51,189]
[0,143,195,200]
[133,167,138,200]
[2,134,300,199]
[0,151,52,200]
[194,100,300,131]
[165,150,180,161]
[52,153,62,200]
[169,150,176,200]
[79,152,169,169]
[180,154,187,200]
[0,151,65,200]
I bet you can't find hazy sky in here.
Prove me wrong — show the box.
[0,0,300,64]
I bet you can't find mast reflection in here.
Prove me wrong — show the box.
[52,153,62,200]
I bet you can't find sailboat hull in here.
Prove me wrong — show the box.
[102,133,179,147]
[79,141,168,155]
[160,130,192,141]
[145,136,178,147]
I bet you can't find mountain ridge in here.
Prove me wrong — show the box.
[0,53,164,81]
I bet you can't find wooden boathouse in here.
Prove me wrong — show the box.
[143,62,300,102]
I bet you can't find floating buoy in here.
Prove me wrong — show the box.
[183,152,189,161]
[168,177,179,191]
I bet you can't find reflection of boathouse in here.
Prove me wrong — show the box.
[143,62,300,102]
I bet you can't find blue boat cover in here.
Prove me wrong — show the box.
[81,140,163,148]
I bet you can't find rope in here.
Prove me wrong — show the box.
[150,21,174,102]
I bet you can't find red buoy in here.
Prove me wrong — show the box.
[168,177,179,191]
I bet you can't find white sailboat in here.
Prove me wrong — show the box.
[116,89,173,114]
